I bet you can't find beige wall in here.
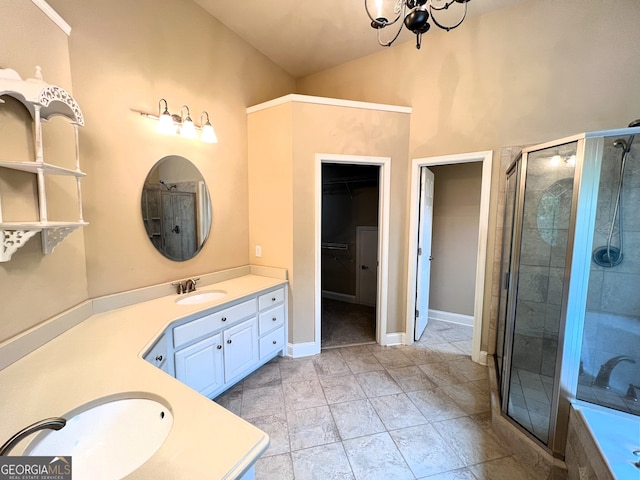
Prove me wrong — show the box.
[46,0,294,299]
[249,100,410,344]
[429,163,482,316]
[296,0,640,352]
[0,0,89,342]
[0,0,294,343]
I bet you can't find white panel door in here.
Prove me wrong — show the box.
[223,318,259,383]
[356,226,378,307]
[174,333,224,397]
[414,167,435,341]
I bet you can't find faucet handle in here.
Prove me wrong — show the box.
[171,282,185,294]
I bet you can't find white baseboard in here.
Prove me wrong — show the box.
[287,341,320,358]
[321,290,357,304]
[429,309,474,327]
[380,332,406,346]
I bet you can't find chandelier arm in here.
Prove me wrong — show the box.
[364,0,403,27]
[377,20,405,47]
[429,1,468,31]
[428,0,457,11]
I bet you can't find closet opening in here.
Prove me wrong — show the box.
[320,163,380,349]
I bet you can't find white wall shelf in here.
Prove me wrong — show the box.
[0,66,87,262]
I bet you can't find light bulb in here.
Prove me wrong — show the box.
[157,111,175,135]
[201,123,218,144]
[181,118,197,139]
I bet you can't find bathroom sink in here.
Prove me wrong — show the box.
[26,397,173,480]
[175,290,226,305]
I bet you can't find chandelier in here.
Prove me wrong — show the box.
[365,0,471,49]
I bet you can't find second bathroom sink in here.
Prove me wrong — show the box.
[175,290,226,305]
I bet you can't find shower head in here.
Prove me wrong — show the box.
[613,139,628,150]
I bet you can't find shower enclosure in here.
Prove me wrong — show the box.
[496,124,640,457]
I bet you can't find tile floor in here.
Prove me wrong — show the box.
[214,320,549,479]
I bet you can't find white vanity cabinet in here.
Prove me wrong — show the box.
[151,284,287,399]
[144,333,170,374]
[174,333,224,397]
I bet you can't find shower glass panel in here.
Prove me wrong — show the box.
[506,141,578,444]
[496,161,520,391]
[576,136,640,415]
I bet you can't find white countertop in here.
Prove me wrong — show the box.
[0,273,287,479]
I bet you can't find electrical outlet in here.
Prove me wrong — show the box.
[255,245,262,257]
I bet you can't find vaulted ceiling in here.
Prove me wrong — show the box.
[193,0,527,78]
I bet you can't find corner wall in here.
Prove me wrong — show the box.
[249,98,411,345]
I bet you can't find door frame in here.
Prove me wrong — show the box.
[406,150,492,365]
[315,153,391,349]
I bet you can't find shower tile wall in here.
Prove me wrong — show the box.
[578,140,640,411]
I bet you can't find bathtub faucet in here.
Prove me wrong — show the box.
[592,355,636,389]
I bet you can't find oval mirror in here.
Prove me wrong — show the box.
[141,155,211,261]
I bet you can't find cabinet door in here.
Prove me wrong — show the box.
[223,318,258,383]
[174,333,223,397]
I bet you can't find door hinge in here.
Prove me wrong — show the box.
[418,247,422,255]
[415,309,419,318]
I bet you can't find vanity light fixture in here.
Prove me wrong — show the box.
[180,105,198,139]
[138,99,218,143]
[156,99,177,136]
[200,111,218,144]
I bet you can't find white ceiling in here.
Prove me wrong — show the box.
[193,0,526,78]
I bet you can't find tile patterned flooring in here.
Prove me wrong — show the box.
[215,320,547,479]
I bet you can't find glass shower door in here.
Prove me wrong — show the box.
[496,160,520,392]
[505,141,578,444]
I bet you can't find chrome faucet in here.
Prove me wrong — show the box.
[171,278,200,295]
[184,278,199,293]
[592,355,636,389]
[0,417,66,456]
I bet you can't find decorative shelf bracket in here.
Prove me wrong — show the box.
[0,229,41,262]
[41,225,83,255]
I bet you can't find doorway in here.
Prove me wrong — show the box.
[320,163,379,348]
[407,151,493,364]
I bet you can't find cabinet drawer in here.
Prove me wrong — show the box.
[173,299,257,348]
[259,326,285,360]
[258,287,285,310]
[258,304,285,335]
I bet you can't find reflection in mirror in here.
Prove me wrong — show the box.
[141,155,211,261]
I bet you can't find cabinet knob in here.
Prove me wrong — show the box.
[221,317,227,322]
[227,339,232,344]
[272,317,277,321]
[272,297,276,301]
[272,340,277,344]
[155,355,163,362]
[216,345,222,350]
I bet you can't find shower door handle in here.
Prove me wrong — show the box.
[503,272,510,289]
